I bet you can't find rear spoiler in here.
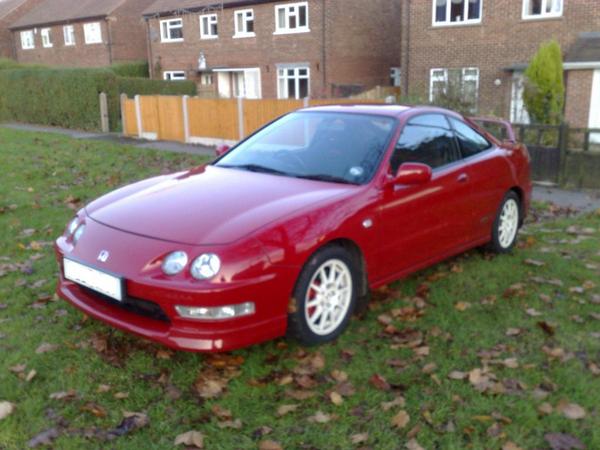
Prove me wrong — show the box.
[468,117,517,144]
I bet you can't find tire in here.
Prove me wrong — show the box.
[488,191,521,253]
[287,246,359,346]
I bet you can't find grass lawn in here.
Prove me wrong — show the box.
[1,127,599,450]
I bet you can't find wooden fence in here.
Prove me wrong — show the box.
[121,95,387,145]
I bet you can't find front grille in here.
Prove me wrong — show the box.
[81,287,171,323]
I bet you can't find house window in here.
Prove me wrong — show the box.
[164,71,186,81]
[160,18,184,42]
[83,22,102,44]
[429,67,479,113]
[275,2,309,34]
[278,66,310,99]
[234,9,255,37]
[63,25,75,46]
[522,0,562,19]
[434,0,482,25]
[391,67,401,87]
[201,74,213,85]
[20,30,34,49]
[200,14,218,39]
[41,28,52,48]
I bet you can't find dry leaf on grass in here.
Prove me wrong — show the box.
[381,396,406,411]
[174,431,204,448]
[351,433,369,444]
[391,410,410,429]
[276,404,298,417]
[0,401,15,420]
[308,411,335,424]
[406,438,425,450]
[35,343,58,354]
[544,433,585,450]
[258,440,283,450]
[557,402,586,420]
[329,391,343,405]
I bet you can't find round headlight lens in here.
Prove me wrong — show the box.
[72,224,85,244]
[67,217,79,235]
[191,254,221,280]
[162,251,189,276]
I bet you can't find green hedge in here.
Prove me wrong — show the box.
[0,68,197,132]
[110,61,149,78]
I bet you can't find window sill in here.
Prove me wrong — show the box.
[273,28,310,35]
[200,35,218,40]
[65,44,75,47]
[233,33,256,39]
[160,38,184,43]
[42,45,53,48]
[21,47,35,50]
[520,15,563,22]
[431,20,482,28]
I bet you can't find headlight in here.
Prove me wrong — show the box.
[162,251,188,276]
[72,224,85,245]
[190,253,221,280]
[67,217,79,235]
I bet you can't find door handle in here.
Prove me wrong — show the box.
[457,173,469,183]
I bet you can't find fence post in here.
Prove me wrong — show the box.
[237,96,245,140]
[99,92,109,133]
[558,122,569,185]
[120,93,127,136]
[182,95,190,144]
[134,95,143,139]
[303,97,310,108]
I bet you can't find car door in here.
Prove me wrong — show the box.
[374,114,474,280]
[448,117,508,241]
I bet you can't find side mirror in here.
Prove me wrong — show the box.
[392,163,432,186]
[215,144,231,157]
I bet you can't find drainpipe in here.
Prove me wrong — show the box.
[321,0,327,97]
[106,18,114,65]
[400,0,411,98]
[145,18,154,79]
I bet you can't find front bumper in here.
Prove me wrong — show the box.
[55,218,297,352]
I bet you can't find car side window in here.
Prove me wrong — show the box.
[449,117,492,158]
[408,113,451,129]
[391,123,457,173]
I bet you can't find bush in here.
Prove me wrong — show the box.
[110,61,149,78]
[0,68,197,132]
[117,77,196,97]
[0,58,45,71]
[524,40,565,125]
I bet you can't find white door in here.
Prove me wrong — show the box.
[510,72,530,124]
[243,69,261,99]
[589,69,600,144]
[217,72,231,98]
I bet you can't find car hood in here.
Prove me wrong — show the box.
[86,165,355,246]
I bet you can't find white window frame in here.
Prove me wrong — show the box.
[522,0,563,20]
[200,14,218,39]
[83,22,102,44]
[63,25,75,46]
[274,2,309,34]
[160,18,184,42]
[40,28,52,48]
[163,71,186,81]
[429,67,479,105]
[20,30,35,50]
[234,9,255,38]
[391,67,401,87]
[277,65,310,100]
[432,0,483,26]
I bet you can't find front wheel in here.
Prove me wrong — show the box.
[488,192,521,253]
[287,246,359,345]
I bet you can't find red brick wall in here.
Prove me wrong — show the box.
[403,0,600,118]
[147,0,401,98]
[564,69,594,128]
[110,0,152,63]
[0,0,45,59]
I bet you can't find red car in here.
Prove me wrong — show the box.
[55,105,531,352]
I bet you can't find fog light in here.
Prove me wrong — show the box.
[175,302,255,320]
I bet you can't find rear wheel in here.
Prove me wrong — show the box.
[488,192,521,253]
[288,246,359,345]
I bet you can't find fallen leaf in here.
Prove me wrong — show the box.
[330,369,348,382]
[307,411,334,424]
[81,402,107,418]
[448,370,468,380]
[174,431,204,448]
[391,410,410,429]
[27,428,60,448]
[114,392,129,400]
[506,328,523,337]
[108,412,149,438]
[406,438,425,450]
[351,433,369,444]
[195,379,225,399]
[502,442,523,450]
[25,369,37,382]
[258,440,283,450]
[0,401,15,420]
[49,390,77,401]
[329,391,343,405]
[557,402,586,420]
[454,301,471,311]
[35,343,58,354]
[526,308,542,317]
[537,321,556,336]
[277,404,298,417]
[369,374,391,391]
[544,432,585,450]
[525,259,545,267]
[538,402,553,415]
[381,396,406,411]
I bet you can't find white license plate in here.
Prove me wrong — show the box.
[63,258,123,302]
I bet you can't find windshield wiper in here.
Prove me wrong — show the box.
[219,164,291,177]
[294,174,357,185]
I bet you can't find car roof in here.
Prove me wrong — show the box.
[298,104,463,119]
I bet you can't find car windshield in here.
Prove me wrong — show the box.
[215,112,397,185]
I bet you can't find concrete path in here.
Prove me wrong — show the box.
[1,122,215,157]
[3,122,600,212]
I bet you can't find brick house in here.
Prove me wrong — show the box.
[9,0,152,67]
[0,0,44,59]
[400,0,600,130]
[142,0,401,99]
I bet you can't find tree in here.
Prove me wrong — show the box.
[524,40,565,125]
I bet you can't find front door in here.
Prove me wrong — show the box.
[589,69,600,144]
[375,114,473,280]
